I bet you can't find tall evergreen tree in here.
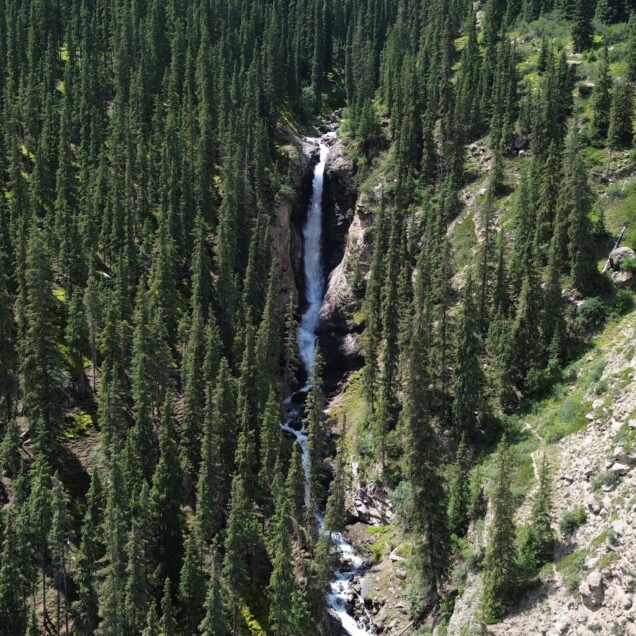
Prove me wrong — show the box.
[481,436,518,623]
[150,396,183,589]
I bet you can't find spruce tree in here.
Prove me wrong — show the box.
[0,252,16,424]
[572,0,593,52]
[560,125,597,293]
[20,229,67,456]
[150,396,183,589]
[49,474,72,635]
[0,509,27,636]
[452,275,485,440]
[0,419,21,477]
[268,493,311,635]
[178,532,206,636]
[520,454,554,569]
[75,472,104,636]
[404,272,450,603]
[142,604,159,636]
[481,436,518,623]
[200,554,229,636]
[448,437,472,537]
[160,578,177,636]
[591,46,612,143]
[608,82,634,149]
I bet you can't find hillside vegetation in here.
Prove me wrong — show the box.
[1,1,636,636]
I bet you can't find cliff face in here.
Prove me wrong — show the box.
[318,133,366,396]
[271,138,319,311]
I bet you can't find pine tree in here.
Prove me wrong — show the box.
[75,473,104,636]
[306,347,326,515]
[448,437,471,536]
[123,518,150,634]
[200,555,229,636]
[481,436,518,623]
[0,419,21,477]
[222,467,250,632]
[572,0,594,52]
[178,532,206,636]
[520,454,554,569]
[160,578,177,636]
[0,252,16,423]
[404,272,451,604]
[195,380,223,542]
[181,304,207,476]
[591,46,613,143]
[142,603,159,636]
[101,460,128,636]
[608,82,634,149]
[19,229,67,456]
[287,442,306,526]
[283,295,299,388]
[259,390,282,510]
[452,275,485,439]
[150,396,183,589]
[268,493,310,635]
[560,125,597,293]
[0,509,27,636]
[324,422,347,532]
[49,474,72,635]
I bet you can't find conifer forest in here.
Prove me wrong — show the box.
[3,0,636,634]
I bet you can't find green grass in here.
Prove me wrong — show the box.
[556,547,588,592]
[603,178,636,249]
[540,394,591,443]
[365,524,393,563]
[450,212,476,271]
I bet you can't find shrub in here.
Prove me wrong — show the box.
[591,470,620,492]
[559,506,587,535]
[574,298,608,335]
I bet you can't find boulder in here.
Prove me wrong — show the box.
[579,570,604,609]
[351,484,394,525]
[586,493,601,515]
[611,519,627,536]
[609,247,636,271]
[609,462,631,476]
[613,446,636,465]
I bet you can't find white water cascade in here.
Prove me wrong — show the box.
[281,134,372,636]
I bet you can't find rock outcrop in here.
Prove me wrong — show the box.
[318,131,364,394]
[609,246,635,287]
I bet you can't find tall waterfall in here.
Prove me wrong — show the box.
[282,135,372,636]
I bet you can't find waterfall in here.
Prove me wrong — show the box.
[282,134,372,636]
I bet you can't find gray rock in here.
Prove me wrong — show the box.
[609,462,631,476]
[609,247,636,272]
[614,446,636,465]
[586,493,602,515]
[612,519,627,536]
[580,570,604,609]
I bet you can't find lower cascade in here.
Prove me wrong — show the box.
[281,133,372,636]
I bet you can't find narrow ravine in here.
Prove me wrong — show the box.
[281,133,372,636]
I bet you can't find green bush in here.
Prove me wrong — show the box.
[574,298,608,335]
[591,470,620,492]
[559,506,587,535]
